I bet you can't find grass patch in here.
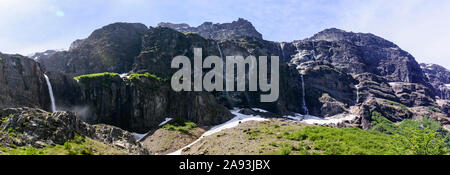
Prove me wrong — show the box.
[1,114,12,124]
[73,72,119,87]
[128,73,164,82]
[73,72,119,81]
[162,119,198,134]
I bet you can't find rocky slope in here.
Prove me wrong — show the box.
[0,107,149,155]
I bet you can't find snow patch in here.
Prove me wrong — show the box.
[119,73,129,78]
[283,113,358,125]
[251,108,269,113]
[132,132,148,141]
[159,118,173,126]
[133,118,173,142]
[446,84,450,89]
[168,108,268,155]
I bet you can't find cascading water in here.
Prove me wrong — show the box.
[279,43,285,60]
[217,42,234,107]
[355,85,360,104]
[44,74,56,112]
[300,74,309,115]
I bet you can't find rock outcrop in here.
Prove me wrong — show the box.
[389,82,436,107]
[420,63,450,100]
[0,107,149,154]
[0,53,51,111]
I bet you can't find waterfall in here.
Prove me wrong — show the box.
[44,74,56,112]
[279,43,285,60]
[355,85,360,104]
[217,42,234,107]
[301,74,309,115]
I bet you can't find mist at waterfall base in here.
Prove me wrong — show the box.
[69,105,93,121]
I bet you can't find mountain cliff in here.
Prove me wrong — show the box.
[2,18,449,155]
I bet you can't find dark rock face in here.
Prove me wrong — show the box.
[38,23,148,77]
[158,18,263,40]
[289,28,430,87]
[45,71,84,111]
[389,82,436,107]
[420,63,450,100]
[76,74,233,133]
[297,61,358,116]
[357,97,413,129]
[0,53,50,111]
[132,27,220,76]
[353,73,399,103]
[0,107,149,154]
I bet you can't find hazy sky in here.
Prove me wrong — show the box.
[0,0,449,69]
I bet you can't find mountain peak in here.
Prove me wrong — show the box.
[158,18,262,40]
[309,28,397,48]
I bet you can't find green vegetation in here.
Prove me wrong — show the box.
[162,119,198,134]
[0,57,3,62]
[0,135,127,155]
[241,114,448,155]
[1,114,12,123]
[283,126,404,155]
[128,72,164,82]
[74,72,119,81]
[428,106,442,113]
[370,112,449,154]
[73,72,119,87]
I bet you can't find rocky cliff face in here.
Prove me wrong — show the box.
[75,73,233,133]
[0,53,51,111]
[37,23,148,77]
[288,28,430,87]
[158,18,263,40]
[14,19,448,131]
[420,63,450,100]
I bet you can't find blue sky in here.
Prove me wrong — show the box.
[0,0,449,69]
